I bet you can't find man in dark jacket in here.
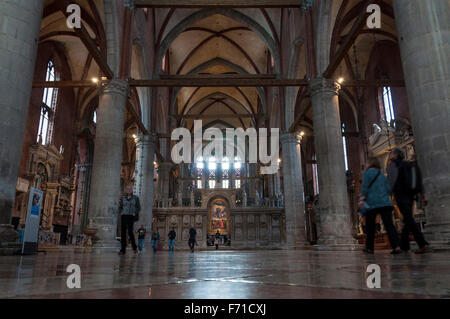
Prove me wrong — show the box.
[388,149,431,254]
[215,230,221,250]
[168,229,176,252]
[118,185,140,255]
[188,227,197,253]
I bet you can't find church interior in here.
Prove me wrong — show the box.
[0,0,449,299]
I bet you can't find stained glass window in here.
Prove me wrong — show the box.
[37,60,58,145]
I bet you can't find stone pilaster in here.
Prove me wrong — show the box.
[0,0,44,251]
[88,79,129,247]
[393,0,450,247]
[216,163,223,188]
[191,190,195,207]
[248,163,257,206]
[280,132,309,249]
[309,78,358,250]
[158,162,172,203]
[135,133,157,234]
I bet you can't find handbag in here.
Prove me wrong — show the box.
[358,170,381,217]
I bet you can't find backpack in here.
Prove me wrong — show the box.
[119,195,141,222]
[397,161,421,195]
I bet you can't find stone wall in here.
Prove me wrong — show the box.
[153,207,285,250]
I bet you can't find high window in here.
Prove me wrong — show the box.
[195,156,242,189]
[312,155,319,196]
[379,87,395,124]
[342,123,349,172]
[37,60,59,145]
[234,157,242,189]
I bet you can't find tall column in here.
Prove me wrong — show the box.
[216,163,223,188]
[203,161,209,189]
[280,133,308,249]
[248,163,257,206]
[136,133,157,231]
[0,0,44,246]
[159,163,172,207]
[393,0,450,246]
[230,168,236,190]
[309,78,357,249]
[191,190,195,207]
[88,79,129,246]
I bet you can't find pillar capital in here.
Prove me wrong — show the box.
[280,132,303,146]
[136,132,158,147]
[100,79,130,96]
[309,78,341,97]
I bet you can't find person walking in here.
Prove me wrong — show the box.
[215,230,221,250]
[151,229,160,253]
[359,157,401,255]
[136,225,146,253]
[118,185,140,255]
[188,227,197,253]
[168,228,177,252]
[388,149,431,254]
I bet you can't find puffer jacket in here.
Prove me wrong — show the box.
[360,168,393,210]
[120,195,141,216]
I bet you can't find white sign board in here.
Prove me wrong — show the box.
[22,188,44,255]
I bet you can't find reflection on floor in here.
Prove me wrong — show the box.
[1,249,449,299]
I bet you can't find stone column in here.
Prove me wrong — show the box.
[134,135,144,196]
[309,78,357,250]
[248,163,257,206]
[190,190,195,207]
[88,79,129,247]
[393,0,450,246]
[159,163,172,207]
[0,0,44,248]
[280,132,308,249]
[203,162,209,189]
[230,169,236,190]
[136,133,157,233]
[274,172,281,196]
[216,163,223,188]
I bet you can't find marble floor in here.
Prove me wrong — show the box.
[0,249,449,299]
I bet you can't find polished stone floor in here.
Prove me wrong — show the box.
[1,249,449,299]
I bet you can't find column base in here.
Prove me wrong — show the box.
[284,241,313,250]
[424,222,450,247]
[426,240,450,251]
[423,224,450,251]
[315,237,361,251]
[0,224,21,255]
[90,239,121,253]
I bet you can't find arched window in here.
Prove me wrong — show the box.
[93,110,97,124]
[234,157,242,189]
[194,156,242,189]
[222,157,230,189]
[312,154,319,196]
[342,123,349,172]
[378,86,396,125]
[37,60,59,145]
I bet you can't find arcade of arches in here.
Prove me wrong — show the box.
[0,0,449,256]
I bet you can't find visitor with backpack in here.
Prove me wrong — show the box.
[136,225,146,254]
[118,185,140,255]
[188,227,197,253]
[168,228,176,252]
[151,229,160,253]
[359,157,401,255]
[388,149,431,254]
[215,230,221,250]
